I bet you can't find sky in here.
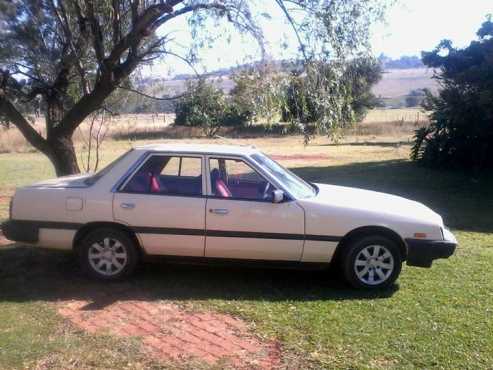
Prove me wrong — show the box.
[145,0,493,77]
[371,0,493,58]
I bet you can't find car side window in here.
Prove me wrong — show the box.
[123,155,202,196]
[209,158,276,201]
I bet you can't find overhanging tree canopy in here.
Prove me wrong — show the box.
[0,0,386,176]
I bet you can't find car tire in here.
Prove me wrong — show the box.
[341,235,402,289]
[78,228,139,280]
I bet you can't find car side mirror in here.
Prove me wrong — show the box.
[272,190,284,203]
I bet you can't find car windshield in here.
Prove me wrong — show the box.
[251,153,316,199]
[84,149,134,186]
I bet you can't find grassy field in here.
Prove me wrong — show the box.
[0,135,492,369]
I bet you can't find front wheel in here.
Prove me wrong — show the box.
[341,235,402,289]
[78,228,139,280]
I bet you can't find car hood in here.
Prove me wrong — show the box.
[26,173,93,188]
[310,183,443,226]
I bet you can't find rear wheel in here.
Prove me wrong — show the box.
[78,228,139,280]
[341,235,402,289]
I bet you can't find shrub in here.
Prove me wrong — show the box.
[230,66,286,125]
[411,19,493,170]
[282,58,382,127]
[405,89,426,108]
[174,80,249,137]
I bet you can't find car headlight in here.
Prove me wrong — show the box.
[442,227,457,243]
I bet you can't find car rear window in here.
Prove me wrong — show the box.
[84,149,134,186]
[122,155,203,196]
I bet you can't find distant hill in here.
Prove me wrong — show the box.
[141,68,438,97]
[373,68,438,97]
[377,54,424,69]
[128,60,438,112]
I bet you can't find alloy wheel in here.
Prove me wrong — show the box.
[88,237,128,276]
[353,244,395,285]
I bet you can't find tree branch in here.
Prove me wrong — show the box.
[53,1,233,136]
[0,95,49,154]
[106,1,181,66]
[50,0,90,94]
[85,0,106,68]
[274,0,308,61]
[151,2,226,31]
[112,0,122,48]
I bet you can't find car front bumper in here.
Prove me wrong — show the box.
[405,229,457,268]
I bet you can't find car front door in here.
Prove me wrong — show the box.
[113,153,206,257]
[205,156,305,261]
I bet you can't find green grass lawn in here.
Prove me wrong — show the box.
[0,139,492,369]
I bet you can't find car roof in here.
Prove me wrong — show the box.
[133,143,260,156]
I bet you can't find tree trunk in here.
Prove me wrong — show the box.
[46,135,80,177]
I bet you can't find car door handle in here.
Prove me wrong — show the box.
[120,203,135,210]
[209,208,229,215]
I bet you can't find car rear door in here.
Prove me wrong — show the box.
[113,153,206,257]
[204,156,305,261]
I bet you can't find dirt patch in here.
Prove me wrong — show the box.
[270,154,329,161]
[58,299,281,369]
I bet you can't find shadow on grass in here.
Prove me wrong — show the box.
[317,141,411,148]
[292,159,493,234]
[112,124,300,141]
[0,247,398,306]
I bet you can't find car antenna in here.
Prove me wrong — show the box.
[214,135,256,148]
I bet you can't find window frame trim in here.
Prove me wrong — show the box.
[114,152,206,197]
[205,154,294,202]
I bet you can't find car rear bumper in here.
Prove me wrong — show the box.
[405,234,457,268]
[1,220,39,243]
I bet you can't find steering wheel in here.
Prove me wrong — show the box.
[262,182,272,200]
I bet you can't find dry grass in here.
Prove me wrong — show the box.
[361,108,428,124]
[0,109,426,154]
[0,113,174,154]
[0,127,35,154]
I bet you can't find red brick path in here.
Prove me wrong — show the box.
[58,300,281,368]
[0,230,11,247]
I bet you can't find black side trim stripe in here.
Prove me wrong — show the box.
[12,220,82,230]
[305,234,341,242]
[207,230,304,240]
[132,226,204,236]
[9,220,341,242]
[133,226,341,242]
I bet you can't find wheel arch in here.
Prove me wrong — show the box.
[72,221,145,256]
[333,225,407,263]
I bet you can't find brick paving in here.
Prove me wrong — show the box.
[0,230,12,247]
[58,299,281,368]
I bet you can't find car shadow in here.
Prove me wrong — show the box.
[2,159,490,306]
[0,247,399,307]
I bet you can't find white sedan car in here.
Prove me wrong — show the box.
[2,144,457,289]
